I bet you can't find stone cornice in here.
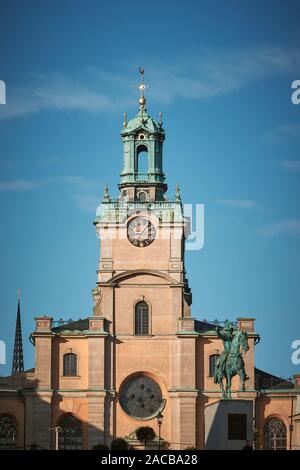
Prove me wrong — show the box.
[258,389,300,396]
[52,330,109,337]
[176,330,200,337]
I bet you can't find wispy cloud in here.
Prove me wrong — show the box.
[216,198,257,209]
[144,47,300,104]
[0,74,115,121]
[1,46,300,121]
[280,160,300,172]
[54,176,98,192]
[0,179,40,191]
[263,123,300,144]
[0,176,97,191]
[259,219,300,236]
[0,176,102,212]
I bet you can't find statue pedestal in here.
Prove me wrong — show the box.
[204,399,253,450]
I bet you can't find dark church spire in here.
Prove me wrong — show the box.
[11,289,24,375]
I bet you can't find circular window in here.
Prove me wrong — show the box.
[119,375,164,420]
[138,133,145,140]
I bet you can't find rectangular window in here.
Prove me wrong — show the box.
[63,353,77,376]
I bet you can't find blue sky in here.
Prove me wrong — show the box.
[0,0,299,379]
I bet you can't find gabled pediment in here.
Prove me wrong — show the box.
[107,269,179,286]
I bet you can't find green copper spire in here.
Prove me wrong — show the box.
[119,68,167,202]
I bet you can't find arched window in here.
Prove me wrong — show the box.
[136,145,148,174]
[264,417,287,450]
[135,301,149,335]
[0,414,18,449]
[63,352,77,376]
[209,354,219,377]
[58,414,82,450]
[138,191,147,202]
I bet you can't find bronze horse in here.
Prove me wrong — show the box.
[214,330,249,399]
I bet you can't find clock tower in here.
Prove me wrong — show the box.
[92,69,197,448]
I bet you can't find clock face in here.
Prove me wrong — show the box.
[127,216,156,247]
[119,375,164,420]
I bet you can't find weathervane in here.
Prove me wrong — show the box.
[137,67,149,111]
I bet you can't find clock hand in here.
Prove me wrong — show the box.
[137,222,149,239]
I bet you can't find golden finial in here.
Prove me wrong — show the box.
[137,67,149,110]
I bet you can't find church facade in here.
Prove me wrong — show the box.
[1,74,300,450]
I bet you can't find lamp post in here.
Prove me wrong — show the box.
[157,412,163,450]
[49,426,61,450]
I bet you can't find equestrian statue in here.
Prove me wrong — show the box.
[214,320,249,399]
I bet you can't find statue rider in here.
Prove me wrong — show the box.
[214,320,235,382]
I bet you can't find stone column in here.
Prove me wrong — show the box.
[169,334,198,449]
[31,316,53,449]
[34,316,53,389]
[169,391,198,449]
[31,392,52,449]
[87,317,111,448]
[87,391,106,449]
